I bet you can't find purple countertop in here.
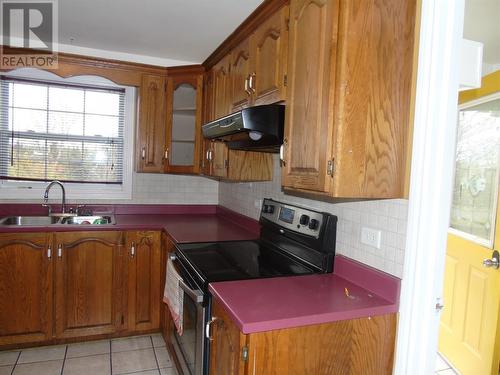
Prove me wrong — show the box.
[0,204,260,243]
[209,256,400,334]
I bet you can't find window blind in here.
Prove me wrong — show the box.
[0,76,125,184]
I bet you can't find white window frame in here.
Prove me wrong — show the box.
[0,68,135,200]
[448,91,500,249]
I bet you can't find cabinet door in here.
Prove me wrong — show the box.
[212,141,229,178]
[230,39,252,112]
[137,74,167,173]
[165,74,203,174]
[209,302,247,375]
[54,231,124,339]
[125,231,161,332]
[251,5,289,105]
[282,0,339,192]
[227,149,273,182]
[211,56,231,120]
[0,233,53,346]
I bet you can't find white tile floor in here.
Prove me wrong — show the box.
[435,353,459,374]
[0,334,177,375]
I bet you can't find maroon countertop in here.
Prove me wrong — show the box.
[209,256,400,334]
[0,204,260,243]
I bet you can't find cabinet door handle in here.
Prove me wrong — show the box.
[244,75,251,95]
[57,244,62,258]
[130,242,135,258]
[206,150,210,161]
[164,148,169,160]
[209,150,213,161]
[205,317,217,341]
[141,147,146,159]
[47,246,52,259]
[280,138,287,167]
[249,73,256,93]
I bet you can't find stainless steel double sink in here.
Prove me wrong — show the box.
[0,215,116,226]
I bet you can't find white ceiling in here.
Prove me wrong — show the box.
[58,0,264,66]
[464,0,500,65]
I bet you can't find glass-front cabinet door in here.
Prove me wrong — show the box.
[165,71,203,174]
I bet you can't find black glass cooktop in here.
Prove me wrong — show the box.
[176,240,316,286]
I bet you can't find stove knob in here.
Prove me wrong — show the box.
[267,205,275,214]
[299,215,310,225]
[308,219,319,230]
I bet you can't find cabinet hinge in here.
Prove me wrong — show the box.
[327,159,335,177]
[242,346,249,362]
[286,18,290,31]
[121,315,124,325]
[283,74,287,87]
[224,159,229,169]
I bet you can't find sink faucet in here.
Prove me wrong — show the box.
[42,180,66,216]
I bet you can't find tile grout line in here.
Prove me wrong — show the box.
[60,345,68,375]
[150,336,161,372]
[110,340,113,375]
[10,350,21,375]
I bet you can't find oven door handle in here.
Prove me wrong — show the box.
[179,279,204,304]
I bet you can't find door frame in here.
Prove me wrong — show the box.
[394,0,466,374]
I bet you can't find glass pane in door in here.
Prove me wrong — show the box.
[450,95,500,245]
[171,83,196,167]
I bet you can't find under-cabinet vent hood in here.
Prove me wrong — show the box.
[202,104,284,153]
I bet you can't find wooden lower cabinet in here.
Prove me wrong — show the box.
[54,231,125,339]
[125,231,161,332]
[0,233,53,346]
[210,301,397,375]
[0,230,163,348]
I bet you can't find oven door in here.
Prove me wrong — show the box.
[170,259,206,375]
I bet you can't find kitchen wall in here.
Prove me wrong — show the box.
[219,155,408,278]
[0,173,219,205]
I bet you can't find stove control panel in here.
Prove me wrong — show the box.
[260,199,324,238]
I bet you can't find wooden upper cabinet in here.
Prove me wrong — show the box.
[329,0,415,198]
[230,39,252,112]
[54,231,125,339]
[125,231,161,332]
[211,55,231,121]
[165,71,203,174]
[251,5,289,105]
[0,233,53,346]
[282,0,338,193]
[137,74,167,173]
[283,0,416,198]
[204,141,273,182]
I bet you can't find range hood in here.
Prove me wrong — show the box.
[202,104,284,153]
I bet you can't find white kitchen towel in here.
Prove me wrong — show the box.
[163,258,184,335]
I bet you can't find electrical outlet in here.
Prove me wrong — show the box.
[254,199,262,209]
[361,227,382,249]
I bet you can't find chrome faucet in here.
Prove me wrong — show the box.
[42,180,66,216]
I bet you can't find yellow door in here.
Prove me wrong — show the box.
[439,70,500,375]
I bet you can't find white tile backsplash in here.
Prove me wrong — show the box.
[219,155,408,278]
[0,173,219,205]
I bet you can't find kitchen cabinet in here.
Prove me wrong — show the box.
[203,141,273,182]
[209,300,397,375]
[210,55,232,121]
[0,230,164,348]
[54,231,125,339]
[137,74,167,173]
[249,4,289,106]
[165,69,204,174]
[282,0,416,198]
[229,38,252,112]
[229,5,289,113]
[0,233,53,346]
[125,231,161,332]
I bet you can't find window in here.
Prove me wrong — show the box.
[0,69,134,200]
